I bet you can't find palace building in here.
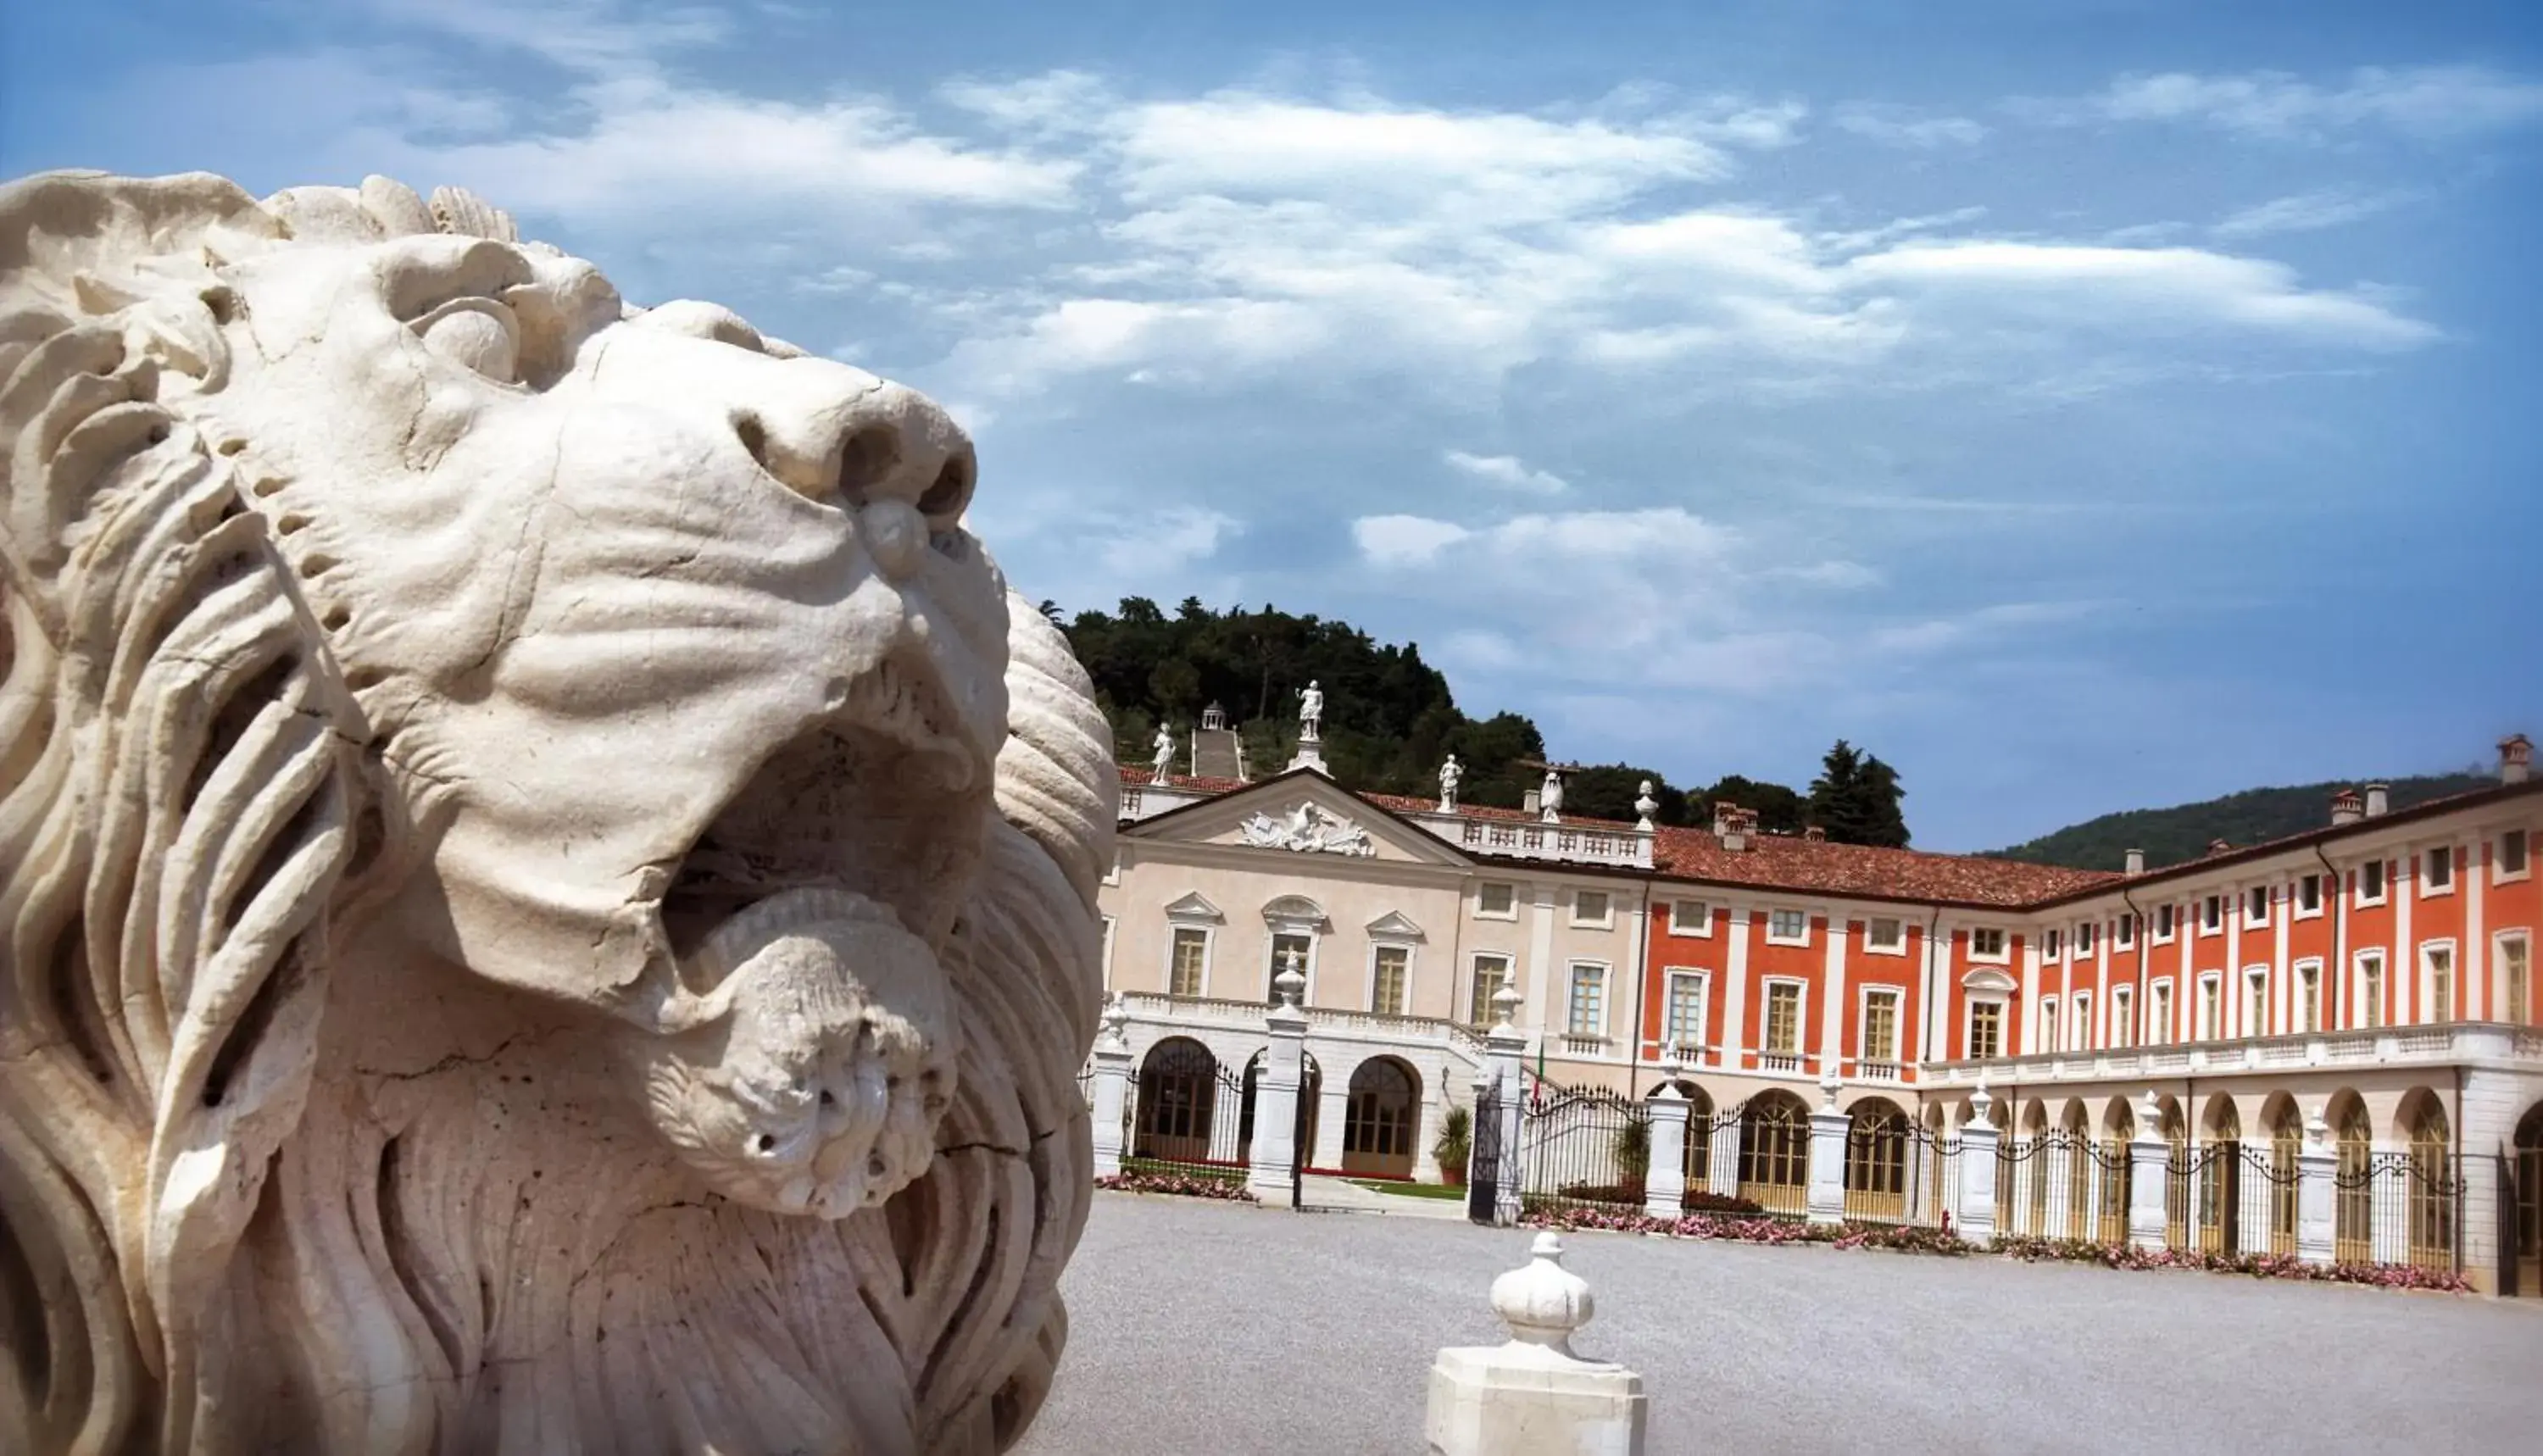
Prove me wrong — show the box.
[1095,726,2543,1292]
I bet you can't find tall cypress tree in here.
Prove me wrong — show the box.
[1808,739,1910,847]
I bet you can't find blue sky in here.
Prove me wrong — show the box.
[8,1,2538,851]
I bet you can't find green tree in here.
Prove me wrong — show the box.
[1807,740,1910,847]
[1700,774,1806,835]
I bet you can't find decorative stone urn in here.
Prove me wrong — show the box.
[1426,1234,1648,1456]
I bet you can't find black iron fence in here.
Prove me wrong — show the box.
[2331,1149,2461,1272]
[1994,1132,2133,1243]
[1516,1081,1649,1219]
[1126,1039,1249,1185]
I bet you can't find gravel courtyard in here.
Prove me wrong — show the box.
[1015,1192,2542,1456]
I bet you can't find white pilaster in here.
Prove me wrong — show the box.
[1247,978,1309,1201]
[1644,1072,1689,1220]
[1957,1082,2000,1246]
[1806,1074,1849,1225]
[2295,1113,2335,1265]
[1720,908,1752,1066]
[1089,1009,1133,1180]
[2128,1092,2170,1252]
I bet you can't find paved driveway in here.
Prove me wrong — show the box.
[1015,1192,2541,1456]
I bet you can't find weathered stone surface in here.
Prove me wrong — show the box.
[0,169,1114,1454]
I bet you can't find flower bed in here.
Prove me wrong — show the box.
[1097,1170,1258,1202]
[1989,1235,2471,1291]
[1523,1203,1965,1255]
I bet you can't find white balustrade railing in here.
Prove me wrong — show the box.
[1927,1020,2540,1085]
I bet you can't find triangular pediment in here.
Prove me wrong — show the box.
[1364,910,1425,940]
[1121,768,1470,866]
[1160,891,1224,922]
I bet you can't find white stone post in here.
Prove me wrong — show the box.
[2128,1091,2170,1252]
[1415,1083,1446,1184]
[2368,1142,2406,1266]
[1425,1234,1647,1456]
[1487,988,1528,1226]
[1088,1002,1132,1181]
[1643,1059,1689,1220]
[1708,1106,1742,1199]
[2295,1111,2336,1266]
[2043,1142,2073,1242]
[1248,970,1309,1202]
[1807,1072,1850,1225]
[1957,1081,2000,1247]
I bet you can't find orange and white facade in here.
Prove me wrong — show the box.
[1094,736,2543,1291]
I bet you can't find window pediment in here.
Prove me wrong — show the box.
[1261,894,1330,931]
[1961,966,2016,997]
[1162,892,1224,923]
[1364,910,1425,941]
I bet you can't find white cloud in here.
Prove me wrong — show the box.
[1833,103,1987,148]
[1102,506,1241,575]
[2076,64,2543,139]
[2212,190,2407,239]
[1444,450,1569,495]
[1353,514,1472,565]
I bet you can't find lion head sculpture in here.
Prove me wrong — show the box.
[0,170,1114,1454]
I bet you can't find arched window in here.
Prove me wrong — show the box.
[1739,1094,1811,1214]
[2406,1100,2454,1270]
[2333,1097,2373,1263]
[2196,1100,2241,1254]
[2267,1103,2302,1256]
[1341,1059,1420,1176]
[1137,1038,1230,1166]
[1844,1101,1910,1222]
[2098,1102,2136,1244]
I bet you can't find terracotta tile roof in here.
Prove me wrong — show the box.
[1117,765,1252,795]
[1648,825,2119,910]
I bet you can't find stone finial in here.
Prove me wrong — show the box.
[1490,984,1522,1033]
[1656,1049,1683,1082]
[1097,996,1128,1049]
[1633,780,1659,832]
[2137,1089,2162,1130]
[1968,1077,1994,1128]
[2305,1110,2331,1150]
[1490,1233,1594,1356]
[1818,1069,1842,1112]
[1274,966,1307,1009]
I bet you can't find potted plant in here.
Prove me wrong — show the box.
[1435,1104,1472,1186]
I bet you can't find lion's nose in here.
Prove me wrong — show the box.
[731,377,977,531]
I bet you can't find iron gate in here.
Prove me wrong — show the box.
[1468,1076,1503,1225]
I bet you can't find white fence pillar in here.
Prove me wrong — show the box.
[1957,1083,2000,1246]
[2295,1113,2335,1266]
[1806,1074,1850,1225]
[1644,1070,1689,1220]
[1248,972,1308,1202]
[1088,1005,1132,1180]
[2368,1142,2407,1265]
[2128,1093,2170,1252]
[1709,1106,1742,1199]
[1487,989,1527,1226]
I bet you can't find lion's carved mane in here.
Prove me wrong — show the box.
[0,171,1112,1455]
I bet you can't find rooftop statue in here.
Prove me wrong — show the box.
[0,170,1114,1455]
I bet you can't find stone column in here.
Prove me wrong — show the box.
[1088,1002,1132,1180]
[1643,1060,1689,1220]
[1954,1081,1999,1246]
[2128,1091,2170,1252]
[2295,1111,2336,1266]
[1425,1233,1647,1456]
[1807,1073,1850,1225]
[1488,988,1528,1225]
[1247,970,1308,1202]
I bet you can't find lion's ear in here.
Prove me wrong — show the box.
[1,193,359,1446]
[992,591,1116,910]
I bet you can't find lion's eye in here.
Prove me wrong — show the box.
[414,299,520,383]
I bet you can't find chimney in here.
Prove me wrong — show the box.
[2124,847,2145,875]
[2329,788,2363,827]
[2206,837,2231,857]
[2503,734,2534,785]
[1802,825,1827,843]
[1717,803,1751,853]
[2363,782,2390,818]
[1712,801,1742,838]
[1523,788,1542,814]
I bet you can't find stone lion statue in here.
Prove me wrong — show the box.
[0,170,1115,1454]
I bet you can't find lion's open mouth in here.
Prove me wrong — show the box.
[659,653,986,981]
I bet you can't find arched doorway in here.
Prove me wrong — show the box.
[1739,1091,1811,1215]
[2196,1096,2242,1253]
[2400,1092,2453,1271]
[2098,1098,2137,1244]
[2329,1091,2373,1263]
[1137,1037,1231,1165]
[2060,1101,2093,1242]
[2261,1095,2302,1256]
[2514,1103,2543,1298]
[1341,1058,1421,1177]
[1237,1049,1322,1170]
[1843,1098,1911,1223]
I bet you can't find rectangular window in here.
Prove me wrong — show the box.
[1169,926,1208,998]
[2358,953,2384,1030]
[1863,990,1900,1062]
[2501,829,2530,878]
[1767,909,1809,944]
[1371,944,1408,1016]
[1968,1001,2003,1059]
[1477,881,1516,918]
[2503,935,2531,1025]
[1572,889,1611,926]
[2424,847,2453,892]
[1566,964,1606,1036]
[1764,982,1802,1054]
[2112,986,2134,1048]
[1970,926,2008,959]
[2198,976,2221,1041]
[2424,944,2454,1022]
[2078,921,2097,956]
[1269,931,1312,1003]
[2245,886,2269,926]
[2043,928,2062,959]
[1866,916,1905,953]
[1669,900,1712,936]
[1100,915,1116,986]
[2298,874,2322,914]
[2117,914,2135,949]
[2038,997,2058,1053]
[2151,982,2173,1045]
[2071,992,2093,1050]
[2245,971,2268,1038]
[2298,962,2321,1033]
[1664,971,1707,1051]
[2155,903,2176,941]
[2201,896,2223,933]
[2358,860,2386,904]
[1468,954,1511,1025]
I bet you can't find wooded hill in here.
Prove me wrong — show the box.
[1050,597,1912,846]
[1989,772,2496,872]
